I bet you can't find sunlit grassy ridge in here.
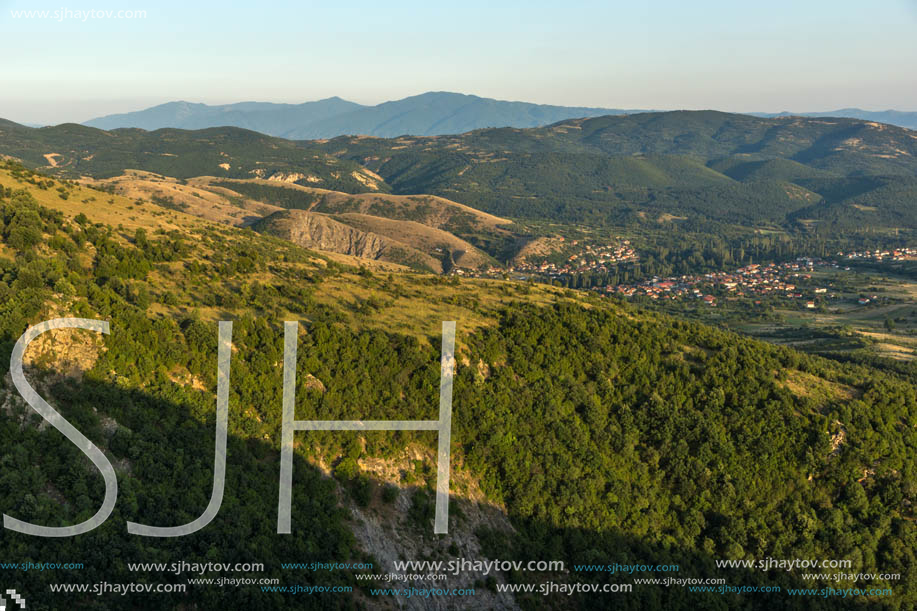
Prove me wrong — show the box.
[0,161,578,340]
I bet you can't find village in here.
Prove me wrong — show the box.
[840,247,917,262]
[451,239,639,279]
[507,240,639,276]
[600,247,916,307]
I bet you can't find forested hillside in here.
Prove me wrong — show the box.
[317,111,917,232]
[3,111,915,236]
[0,119,385,193]
[0,162,915,609]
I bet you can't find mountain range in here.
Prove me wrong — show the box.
[317,110,917,230]
[82,92,634,138]
[79,92,917,137]
[2,109,916,239]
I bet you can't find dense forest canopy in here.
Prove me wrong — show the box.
[0,161,914,609]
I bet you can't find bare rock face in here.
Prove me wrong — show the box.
[316,445,521,610]
[253,209,439,271]
[255,209,388,257]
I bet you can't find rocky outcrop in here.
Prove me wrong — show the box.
[316,445,520,610]
[266,171,322,184]
[253,210,440,271]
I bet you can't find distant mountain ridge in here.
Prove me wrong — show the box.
[752,108,917,130]
[81,93,917,138]
[83,97,364,134]
[82,92,638,138]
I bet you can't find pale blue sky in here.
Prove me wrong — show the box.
[1,0,916,124]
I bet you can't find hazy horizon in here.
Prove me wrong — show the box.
[5,92,917,129]
[2,0,917,125]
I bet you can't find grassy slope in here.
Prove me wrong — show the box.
[196,176,513,234]
[84,170,284,226]
[0,165,564,339]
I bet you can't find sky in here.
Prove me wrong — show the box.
[1,0,916,125]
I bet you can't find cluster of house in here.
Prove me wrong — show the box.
[841,247,916,261]
[600,249,903,307]
[455,240,638,279]
[451,245,914,306]
[602,259,826,305]
[509,241,638,276]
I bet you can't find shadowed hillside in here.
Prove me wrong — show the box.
[0,160,915,609]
